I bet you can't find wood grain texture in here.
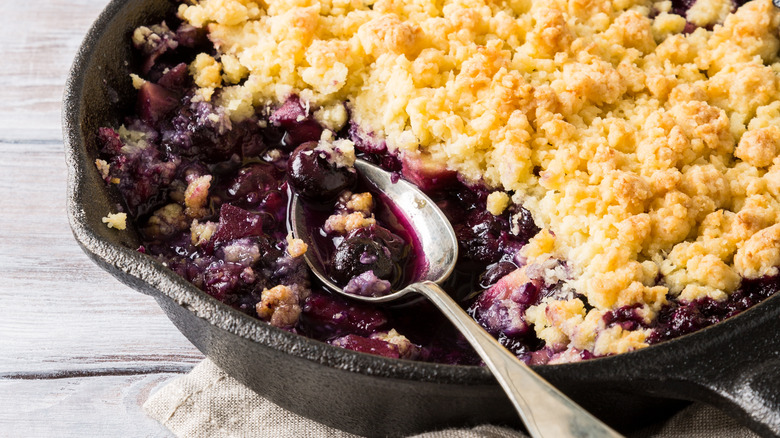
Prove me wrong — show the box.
[0,143,202,378]
[0,1,109,142]
[0,1,204,435]
[0,374,176,437]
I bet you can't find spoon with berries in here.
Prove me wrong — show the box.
[287,140,623,438]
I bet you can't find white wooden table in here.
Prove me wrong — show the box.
[0,1,204,435]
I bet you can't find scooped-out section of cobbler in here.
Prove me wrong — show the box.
[97,0,780,364]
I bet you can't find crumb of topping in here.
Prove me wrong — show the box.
[686,0,734,27]
[264,149,282,162]
[131,26,150,47]
[256,284,301,328]
[313,104,348,132]
[735,126,780,168]
[191,220,217,246]
[286,233,308,258]
[220,54,247,84]
[95,159,110,181]
[371,329,415,358]
[315,131,356,168]
[345,192,373,214]
[319,129,334,142]
[130,73,146,90]
[117,124,151,149]
[345,214,375,233]
[223,240,261,265]
[143,204,189,239]
[651,12,686,39]
[189,53,222,97]
[526,297,602,352]
[735,223,780,279]
[102,212,127,230]
[662,243,741,299]
[177,0,261,28]
[301,53,349,95]
[132,23,176,54]
[486,191,510,216]
[183,175,212,218]
[324,211,376,234]
[219,86,255,121]
[593,325,650,357]
[525,301,568,348]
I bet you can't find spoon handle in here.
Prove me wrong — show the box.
[409,281,624,438]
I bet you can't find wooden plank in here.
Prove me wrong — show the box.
[0,141,204,376]
[0,1,201,435]
[0,0,111,142]
[0,374,176,437]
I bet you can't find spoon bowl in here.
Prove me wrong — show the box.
[290,158,623,438]
[290,159,458,303]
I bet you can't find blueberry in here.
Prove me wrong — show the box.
[280,120,323,150]
[161,99,237,162]
[331,334,400,358]
[347,225,407,262]
[260,190,286,213]
[226,163,278,203]
[455,210,509,264]
[156,63,190,92]
[602,303,644,331]
[331,237,394,284]
[137,82,179,126]
[497,332,531,357]
[203,261,245,300]
[509,282,539,306]
[212,204,266,245]
[479,261,518,288]
[287,142,356,200]
[174,23,206,48]
[267,98,324,149]
[269,96,308,127]
[510,207,539,243]
[300,291,388,338]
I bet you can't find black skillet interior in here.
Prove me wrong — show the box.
[63,0,780,436]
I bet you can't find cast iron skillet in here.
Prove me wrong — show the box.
[63,0,780,436]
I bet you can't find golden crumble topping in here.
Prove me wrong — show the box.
[180,0,780,355]
[191,219,217,246]
[257,284,302,328]
[345,192,374,214]
[183,175,213,218]
[324,211,377,233]
[95,159,111,180]
[486,191,511,215]
[102,212,127,230]
[286,233,309,257]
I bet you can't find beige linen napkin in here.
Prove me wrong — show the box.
[144,359,757,438]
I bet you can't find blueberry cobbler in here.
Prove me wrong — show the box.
[97,0,780,364]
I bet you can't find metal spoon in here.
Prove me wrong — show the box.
[290,158,623,438]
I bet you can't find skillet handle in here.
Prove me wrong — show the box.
[696,358,780,437]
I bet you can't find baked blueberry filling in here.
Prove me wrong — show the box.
[97,0,780,364]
